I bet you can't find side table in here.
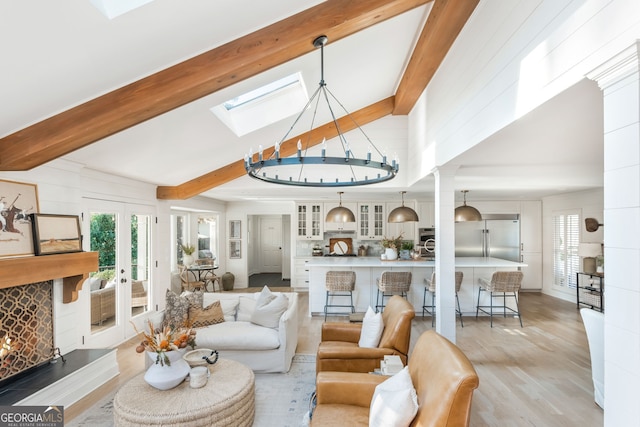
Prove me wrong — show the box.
[113,358,255,426]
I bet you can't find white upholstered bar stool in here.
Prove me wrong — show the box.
[324,271,356,320]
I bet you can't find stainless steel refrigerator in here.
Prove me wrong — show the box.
[455,214,521,262]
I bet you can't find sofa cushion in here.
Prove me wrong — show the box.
[165,289,203,327]
[251,292,288,329]
[87,277,102,291]
[203,294,239,322]
[237,295,258,321]
[369,366,418,427]
[189,301,225,327]
[358,307,384,348]
[195,321,280,350]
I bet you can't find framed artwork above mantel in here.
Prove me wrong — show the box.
[0,178,40,258]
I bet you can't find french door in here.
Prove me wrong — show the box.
[82,199,155,348]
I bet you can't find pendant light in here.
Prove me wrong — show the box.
[388,191,419,223]
[326,192,356,223]
[454,190,482,222]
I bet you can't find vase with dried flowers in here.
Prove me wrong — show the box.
[381,233,403,260]
[133,320,197,390]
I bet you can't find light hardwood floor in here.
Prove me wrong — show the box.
[66,291,603,426]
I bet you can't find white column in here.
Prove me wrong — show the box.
[588,41,640,426]
[433,166,457,342]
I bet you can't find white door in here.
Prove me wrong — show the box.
[260,217,282,273]
[82,199,154,348]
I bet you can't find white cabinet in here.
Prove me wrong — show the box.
[296,203,323,240]
[520,252,542,290]
[520,201,542,253]
[417,202,435,228]
[293,257,312,290]
[357,202,385,240]
[386,201,417,241]
[324,202,357,232]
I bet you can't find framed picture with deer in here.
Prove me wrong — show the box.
[0,179,40,258]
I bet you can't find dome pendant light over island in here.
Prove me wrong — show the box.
[388,191,419,223]
[326,192,356,223]
[454,190,482,222]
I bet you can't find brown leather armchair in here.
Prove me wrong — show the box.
[312,330,479,427]
[316,295,415,374]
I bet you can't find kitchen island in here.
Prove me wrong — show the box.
[306,256,527,316]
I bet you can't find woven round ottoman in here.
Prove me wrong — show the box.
[113,358,255,426]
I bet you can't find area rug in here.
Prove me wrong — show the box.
[66,354,316,427]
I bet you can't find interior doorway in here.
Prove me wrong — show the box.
[247,214,291,287]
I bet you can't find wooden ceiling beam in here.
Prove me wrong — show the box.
[156,97,395,199]
[393,0,479,115]
[0,0,429,171]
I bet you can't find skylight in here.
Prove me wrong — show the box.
[211,73,309,137]
[90,0,155,19]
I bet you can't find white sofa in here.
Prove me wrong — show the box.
[154,290,299,373]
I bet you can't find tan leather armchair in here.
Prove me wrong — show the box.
[312,330,479,427]
[316,295,415,374]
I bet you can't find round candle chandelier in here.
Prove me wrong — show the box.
[244,35,398,187]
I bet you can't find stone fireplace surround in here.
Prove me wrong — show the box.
[0,252,119,406]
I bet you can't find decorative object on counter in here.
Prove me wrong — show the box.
[381,233,403,260]
[313,244,324,256]
[388,191,419,223]
[454,190,482,222]
[578,243,602,274]
[585,217,604,232]
[329,237,353,255]
[180,243,196,267]
[244,35,398,187]
[221,272,235,291]
[358,245,368,257]
[596,254,604,274]
[399,241,414,260]
[326,191,356,223]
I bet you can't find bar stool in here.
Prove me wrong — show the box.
[476,271,524,327]
[422,271,464,327]
[375,271,411,312]
[324,271,356,320]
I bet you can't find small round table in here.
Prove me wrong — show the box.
[113,358,255,426]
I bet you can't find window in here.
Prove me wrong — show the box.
[171,210,219,269]
[553,211,580,288]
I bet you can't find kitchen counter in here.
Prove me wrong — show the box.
[307,256,527,316]
[307,256,527,268]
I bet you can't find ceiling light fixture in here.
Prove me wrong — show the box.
[454,190,482,222]
[244,35,398,187]
[326,192,356,223]
[388,191,419,223]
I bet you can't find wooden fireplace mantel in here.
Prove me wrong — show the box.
[0,251,99,303]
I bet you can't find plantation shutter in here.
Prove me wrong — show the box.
[553,211,580,288]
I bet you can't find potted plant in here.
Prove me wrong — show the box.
[180,243,196,267]
[381,233,403,260]
[399,241,414,260]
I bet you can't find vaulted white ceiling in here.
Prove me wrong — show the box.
[0,1,603,203]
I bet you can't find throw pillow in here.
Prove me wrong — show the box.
[369,367,418,427]
[251,293,289,329]
[189,301,225,327]
[358,306,384,348]
[237,296,258,321]
[165,289,203,328]
[87,277,102,291]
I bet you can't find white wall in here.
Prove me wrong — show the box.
[225,201,294,288]
[0,160,226,353]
